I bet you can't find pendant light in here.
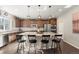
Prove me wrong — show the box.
[27,5,30,19]
[48,6,52,19]
[38,5,41,19]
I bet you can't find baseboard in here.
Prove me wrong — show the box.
[63,40,79,49]
[0,44,8,49]
[0,40,16,49]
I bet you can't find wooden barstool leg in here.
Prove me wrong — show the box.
[58,43,62,54]
[56,43,58,54]
[28,43,31,54]
[46,44,48,49]
[34,44,36,54]
[17,43,20,53]
[51,42,53,49]
[41,43,43,49]
[23,43,25,53]
[53,42,56,54]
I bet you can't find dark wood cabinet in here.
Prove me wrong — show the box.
[15,18,57,33]
[15,19,21,27]
[49,18,57,33]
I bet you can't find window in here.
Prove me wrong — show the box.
[0,16,10,31]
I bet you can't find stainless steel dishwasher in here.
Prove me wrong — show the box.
[0,34,9,47]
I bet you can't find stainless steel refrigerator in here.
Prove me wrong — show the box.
[44,24,51,32]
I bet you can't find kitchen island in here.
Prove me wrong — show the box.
[0,29,57,48]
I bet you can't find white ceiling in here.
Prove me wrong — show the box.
[0,5,75,19]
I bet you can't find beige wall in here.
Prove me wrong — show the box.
[57,19,63,34]
[7,14,16,30]
[58,6,79,49]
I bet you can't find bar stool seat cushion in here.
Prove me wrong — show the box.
[41,40,49,43]
[19,40,26,43]
[29,40,37,43]
[52,39,60,43]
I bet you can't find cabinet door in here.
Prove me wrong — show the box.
[15,19,21,27]
[3,35,9,45]
[9,34,16,43]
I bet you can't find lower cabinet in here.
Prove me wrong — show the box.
[0,33,16,47]
[9,33,16,43]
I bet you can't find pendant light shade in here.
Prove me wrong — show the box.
[38,5,41,19]
[48,5,52,19]
[27,5,30,19]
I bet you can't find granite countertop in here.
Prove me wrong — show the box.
[0,30,37,35]
[18,32,56,36]
[0,30,21,35]
[0,27,43,35]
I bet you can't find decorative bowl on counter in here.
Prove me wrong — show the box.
[37,28,43,34]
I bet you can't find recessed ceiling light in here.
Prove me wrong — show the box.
[43,6,47,11]
[48,16,52,19]
[64,5,72,8]
[52,16,55,18]
[58,9,62,12]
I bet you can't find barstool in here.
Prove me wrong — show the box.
[51,34,62,54]
[28,35,37,54]
[16,35,26,54]
[41,35,50,49]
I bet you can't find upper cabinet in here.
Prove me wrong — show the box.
[14,18,57,33]
[49,18,57,33]
[15,19,21,27]
[49,18,57,25]
[15,18,57,27]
